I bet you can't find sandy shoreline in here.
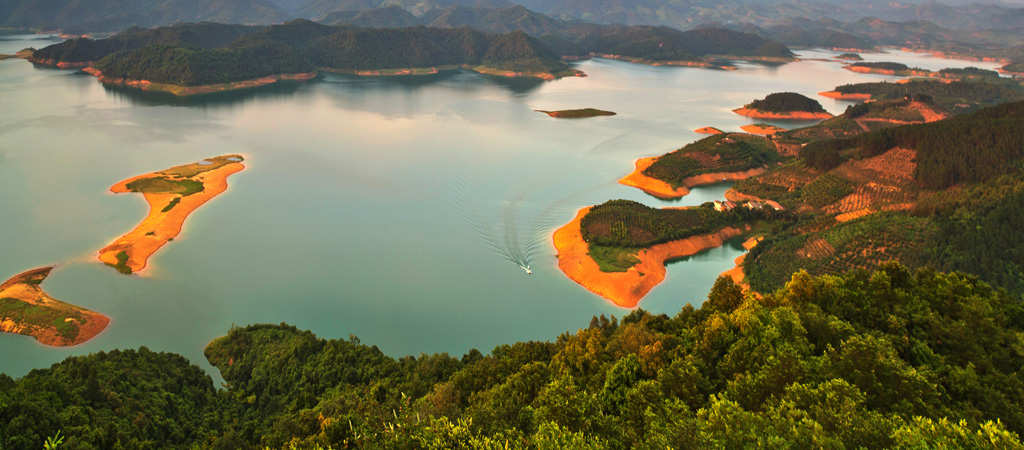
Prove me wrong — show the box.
[619,157,767,200]
[0,267,109,346]
[819,91,872,101]
[618,157,691,198]
[733,107,833,120]
[84,67,318,96]
[694,127,724,134]
[98,156,245,274]
[553,207,747,308]
[741,124,787,135]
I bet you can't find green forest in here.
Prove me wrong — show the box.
[2,264,1022,449]
[642,134,780,188]
[744,92,827,113]
[31,20,794,87]
[832,79,1024,112]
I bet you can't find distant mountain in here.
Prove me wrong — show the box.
[290,0,513,21]
[505,0,1024,32]
[419,5,571,35]
[319,4,572,35]
[728,16,1024,52]
[560,24,793,60]
[2,0,291,31]
[321,5,419,27]
[317,6,793,61]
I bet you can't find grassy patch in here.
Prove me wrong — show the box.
[643,134,779,188]
[801,173,856,208]
[0,297,81,340]
[161,197,181,212]
[539,108,617,118]
[113,251,132,275]
[588,245,642,272]
[126,177,203,196]
[159,155,242,178]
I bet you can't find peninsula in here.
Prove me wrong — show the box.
[0,267,109,346]
[733,92,833,119]
[536,108,616,118]
[98,155,245,274]
[619,133,778,199]
[552,200,767,307]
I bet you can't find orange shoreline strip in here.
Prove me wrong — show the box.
[98,158,245,274]
[618,157,690,199]
[819,91,872,101]
[553,207,747,308]
[733,107,833,120]
[619,157,767,200]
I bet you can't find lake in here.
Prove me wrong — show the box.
[0,36,1002,378]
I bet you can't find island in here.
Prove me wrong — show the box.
[694,126,724,134]
[740,123,787,135]
[0,267,109,346]
[733,92,834,119]
[835,52,864,61]
[619,133,779,199]
[98,155,246,274]
[840,62,999,80]
[536,108,616,118]
[553,202,757,307]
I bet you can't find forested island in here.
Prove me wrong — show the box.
[843,62,1001,80]
[2,263,1022,448]
[0,267,108,346]
[27,19,793,94]
[99,155,245,274]
[733,92,833,119]
[536,108,616,118]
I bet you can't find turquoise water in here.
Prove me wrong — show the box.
[0,36,1001,378]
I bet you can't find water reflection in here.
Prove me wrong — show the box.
[100,79,309,108]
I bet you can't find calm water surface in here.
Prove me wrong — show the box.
[0,36,1001,378]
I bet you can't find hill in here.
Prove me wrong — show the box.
[823,78,1024,114]
[30,22,258,65]
[2,264,1022,448]
[731,99,1024,294]
[560,24,794,62]
[735,92,832,119]
[92,41,313,86]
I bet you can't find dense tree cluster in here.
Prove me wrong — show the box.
[799,100,1024,189]
[31,22,258,62]
[93,42,313,86]
[745,92,827,113]
[937,66,999,78]
[642,134,780,188]
[579,199,775,248]
[833,79,1024,112]
[2,265,1022,449]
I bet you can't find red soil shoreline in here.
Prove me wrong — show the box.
[819,91,872,101]
[619,157,767,200]
[83,67,318,96]
[733,107,833,120]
